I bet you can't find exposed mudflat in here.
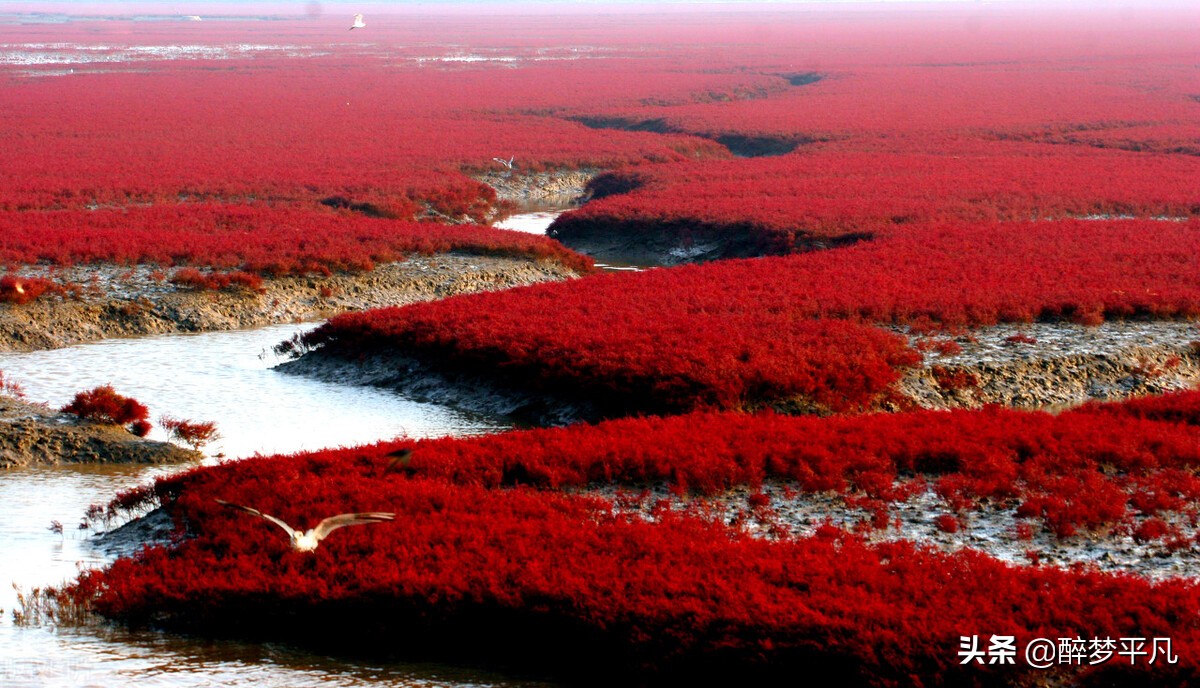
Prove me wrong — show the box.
[474,167,599,210]
[589,480,1200,582]
[898,321,1200,410]
[92,505,179,558]
[0,394,198,467]
[276,351,596,427]
[0,254,579,352]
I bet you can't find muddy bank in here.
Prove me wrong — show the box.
[473,167,600,210]
[549,216,869,267]
[0,395,198,467]
[276,351,597,427]
[0,254,579,352]
[92,506,179,558]
[281,320,1199,428]
[898,321,1200,410]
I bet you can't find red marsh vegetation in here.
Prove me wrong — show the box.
[71,392,1200,685]
[17,4,1199,683]
[301,218,1200,415]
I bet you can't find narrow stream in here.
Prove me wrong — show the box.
[0,323,505,459]
[0,212,617,686]
[494,211,645,272]
[0,324,548,688]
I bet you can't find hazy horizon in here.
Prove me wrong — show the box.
[3,0,1199,15]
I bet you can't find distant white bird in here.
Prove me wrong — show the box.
[12,281,24,296]
[349,13,366,30]
[492,156,515,169]
[215,499,394,552]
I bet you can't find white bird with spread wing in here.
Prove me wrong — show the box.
[216,499,394,552]
[349,13,366,30]
[493,156,515,170]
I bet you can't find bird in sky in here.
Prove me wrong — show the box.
[350,13,366,30]
[215,499,394,552]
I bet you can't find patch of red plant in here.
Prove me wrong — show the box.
[61,385,150,436]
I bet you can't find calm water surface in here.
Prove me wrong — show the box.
[0,324,550,688]
[496,211,645,272]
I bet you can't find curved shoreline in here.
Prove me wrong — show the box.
[276,349,599,427]
[0,254,580,353]
[279,320,1200,425]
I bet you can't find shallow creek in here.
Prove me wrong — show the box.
[0,324,550,688]
[494,211,645,272]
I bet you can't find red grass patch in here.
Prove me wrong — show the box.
[61,385,150,436]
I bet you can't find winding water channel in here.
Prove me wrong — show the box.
[0,212,579,687]
[0,322,544,687]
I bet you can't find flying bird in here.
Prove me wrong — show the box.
[349,13,366,30]
[215,499,394,552]
[492,156,515,169]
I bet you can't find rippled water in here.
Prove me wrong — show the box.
[0,325,545,687]
[0,323,505,459]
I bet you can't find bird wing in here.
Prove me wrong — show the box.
[312,512,395,541]
[215,499,297,537]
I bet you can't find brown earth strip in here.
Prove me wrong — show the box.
[0,254,579,352]
[0,394,198,468]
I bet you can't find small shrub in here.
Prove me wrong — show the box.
[915,338,963,355]
[61,385,151,435]
[1132,518,1172,543]
[159,415,220,450]
[0,370,25,398]
[747,492,770,509]
[934,514,960,533]
[128,419,152,438]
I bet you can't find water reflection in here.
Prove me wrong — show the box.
[0,324,543,687]
[7,624,553,687]
[493,211,562,235]
[495,211,646,273]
